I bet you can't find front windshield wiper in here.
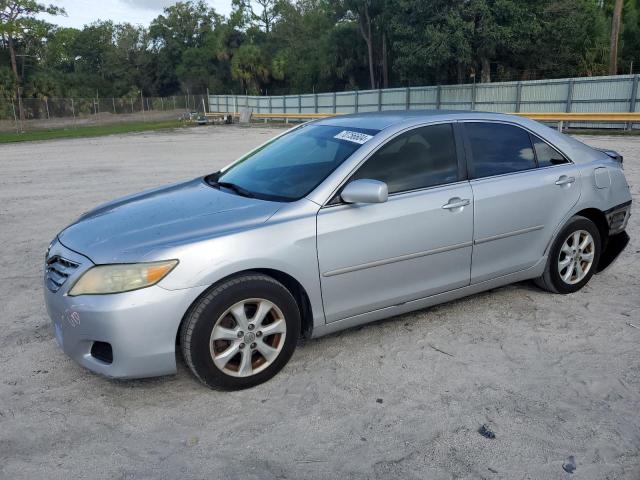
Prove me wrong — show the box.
[207,177,255,198]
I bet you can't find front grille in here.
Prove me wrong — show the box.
[45,255,80,292]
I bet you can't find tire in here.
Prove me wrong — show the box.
[535,216,602,294]
[180,273,300,389]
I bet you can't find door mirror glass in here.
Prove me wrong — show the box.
[341,179,388,204]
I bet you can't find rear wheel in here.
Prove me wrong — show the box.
[180,273,300,389]
[535,216,601,294]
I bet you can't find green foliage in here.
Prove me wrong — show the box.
[0,0,636,100]
[0,65,16,99]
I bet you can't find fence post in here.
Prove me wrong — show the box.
[355,90,359,113]
[333,92,337,113]
[44,98,50,119]
[436,85,442,110]
[405,87,410,110]
[11,99,18,133]
[471,82,477,110]
[377,89,382,111]
[17,96,24,131]
[131,97,134,113]
[566,79,575,113]
[71,98,76,126]
[298,94,302,114]
[161,97,164,111]
[112,97,116,114]
[515,81,522,113]
[314,93,318,113]
[628,74,639,130]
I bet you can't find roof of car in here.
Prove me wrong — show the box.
[312,109,605,166]
[314,109,521,131]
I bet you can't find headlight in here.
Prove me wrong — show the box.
[68,260,178,296]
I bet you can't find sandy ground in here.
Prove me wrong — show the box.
[0,126,638,479]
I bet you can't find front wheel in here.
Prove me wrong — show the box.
[180,273,300,389]
[535,216,602,294]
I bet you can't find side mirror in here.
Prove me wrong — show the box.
[341,179,388,204]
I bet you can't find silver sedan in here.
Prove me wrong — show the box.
[44,111,632,389]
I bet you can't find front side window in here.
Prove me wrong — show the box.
[214,124,379,201]
[466,122,536,178]
[352,123,459,194]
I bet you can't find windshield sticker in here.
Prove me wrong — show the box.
[334,130,374,145]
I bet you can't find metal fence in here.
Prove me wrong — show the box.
[209,74,640,129]
[0,94,208,132]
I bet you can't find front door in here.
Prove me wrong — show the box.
[316,123,474,323]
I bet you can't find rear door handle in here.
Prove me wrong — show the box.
[555,175,575,186]
[442,198,470,210]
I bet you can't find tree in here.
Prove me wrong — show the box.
[0,0,64,98]
[248,0,281,33]
[0,0,626,104]
[609,0,624,74]
[341,0,380,89]
[231,43,270,93]
[620,0,640,73]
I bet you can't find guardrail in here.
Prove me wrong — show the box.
[205,111,640,130]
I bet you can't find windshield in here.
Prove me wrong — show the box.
[212,124,379,201]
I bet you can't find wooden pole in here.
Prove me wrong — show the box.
[11,99,18,133]
[609,0,624,75]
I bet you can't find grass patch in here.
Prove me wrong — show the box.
[0,120,189,144]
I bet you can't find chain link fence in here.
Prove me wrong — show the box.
[0,94,209,132]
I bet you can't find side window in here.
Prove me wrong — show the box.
[352,123,459,194]
[531,134,569,167]
[466,123,536,178]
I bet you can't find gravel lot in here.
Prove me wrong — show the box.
[1,126,639,479]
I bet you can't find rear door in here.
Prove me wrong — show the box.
[462,121,581,283]
[316,123,474,323]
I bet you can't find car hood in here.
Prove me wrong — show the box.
[58,177,281,264]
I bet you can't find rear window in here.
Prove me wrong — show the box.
[531,135,569,167]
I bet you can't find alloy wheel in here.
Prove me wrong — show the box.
[558,230,595,285]
[209,298,287,377]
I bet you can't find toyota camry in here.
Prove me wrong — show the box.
[44,111,632,389]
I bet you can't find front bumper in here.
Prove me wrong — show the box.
[44,239,207,379]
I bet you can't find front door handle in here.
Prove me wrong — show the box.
[442,198,470,210]
[555,175,575,186]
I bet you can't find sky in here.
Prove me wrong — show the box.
[40,0,233,28]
